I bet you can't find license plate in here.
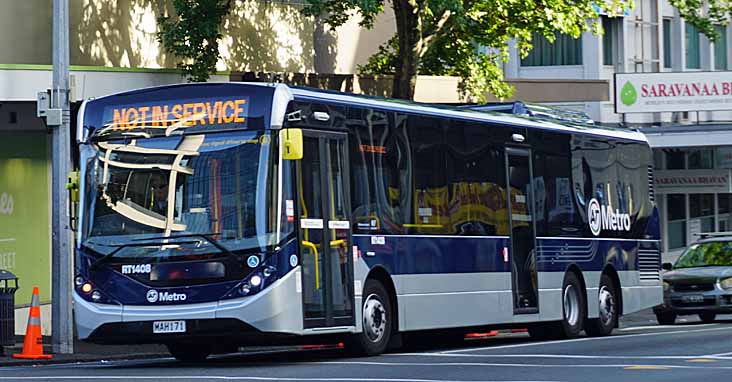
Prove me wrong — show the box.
[152,320,186,334]
[681,295,704,303]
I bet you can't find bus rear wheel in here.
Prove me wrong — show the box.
[347,279,392,356]
[585,274,618,337]
[166,343,212,362]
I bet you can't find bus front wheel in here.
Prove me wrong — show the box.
[167,342,212,362]
[347,279,392,356]
[528,271,586,340]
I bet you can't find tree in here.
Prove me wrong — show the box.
[303,0,731,101]
[157,0,233,82]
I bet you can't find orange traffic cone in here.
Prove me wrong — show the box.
[13,286,52,359]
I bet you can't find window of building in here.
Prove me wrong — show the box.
[688,148,714,169]
[602,16,619,66]
[665,150,685,169]
[690,193,715,234]
[522,32,583,66]
[686,22,701,69]
[663,18,672,68]
[667,194,686,249]
[719,194,732,231]
[714,25,728,70]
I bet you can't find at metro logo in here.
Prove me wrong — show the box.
[587,198,631,236]
[158,292,187,303]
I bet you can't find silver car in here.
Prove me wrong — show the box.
[654,235,732,325]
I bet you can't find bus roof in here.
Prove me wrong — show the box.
[81,82,648,144]
[288,86,648,143]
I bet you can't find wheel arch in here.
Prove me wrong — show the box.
[365,266,399,333]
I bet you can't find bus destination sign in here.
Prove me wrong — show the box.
[102,97,250,135]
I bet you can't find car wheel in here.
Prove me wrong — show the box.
[585,274,618,337]
[166,343,212,362]
[346,279,392,356]
[655,311,677,325]
[698,313,716,323]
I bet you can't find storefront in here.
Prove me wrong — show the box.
[650,144,732,261]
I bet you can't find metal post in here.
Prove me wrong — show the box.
[51,0,74,354]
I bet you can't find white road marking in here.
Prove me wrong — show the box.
[436,325,732,354]
[316,360,732,370]
[705,351,732,357]
[0,238,16,242]
[618,323,716,331]
[388,353,732,360]
[0,377,559,382]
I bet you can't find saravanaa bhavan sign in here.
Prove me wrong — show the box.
[615,72,732,113]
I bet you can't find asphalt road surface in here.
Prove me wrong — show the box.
[2,311,732,382]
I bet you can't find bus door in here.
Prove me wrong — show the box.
[297,130,355,329]
[505,148,539,314]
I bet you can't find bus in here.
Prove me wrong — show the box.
[73,82,662,360]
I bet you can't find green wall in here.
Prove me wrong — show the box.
[0,133,50,305]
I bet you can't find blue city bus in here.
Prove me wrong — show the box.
[73,83,662,360]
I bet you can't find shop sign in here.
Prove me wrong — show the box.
[615,72,732,113]
[654,169,732,194]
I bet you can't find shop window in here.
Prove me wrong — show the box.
[690,193,715,234]
[667,194,686,249]
[719,194,732,231]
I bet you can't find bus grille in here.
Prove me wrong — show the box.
[648,165,655,203]
[638,249,661,281]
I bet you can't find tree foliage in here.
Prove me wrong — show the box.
[669,0,730,42]
[157,0,233,82]
[304,0,732,101]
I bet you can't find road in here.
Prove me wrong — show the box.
[2,311,732,382]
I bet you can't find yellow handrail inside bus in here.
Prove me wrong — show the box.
[330,239,346,247]
[301,240,320,289]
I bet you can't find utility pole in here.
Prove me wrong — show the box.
[51,0,74,354]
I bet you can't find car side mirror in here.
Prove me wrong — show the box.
[662,262,673,271]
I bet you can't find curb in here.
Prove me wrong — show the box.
[0,352,170,367]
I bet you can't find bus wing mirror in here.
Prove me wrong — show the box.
[280,128,303,160]
[662,262,673,271]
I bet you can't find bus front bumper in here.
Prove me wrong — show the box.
[74,268,305,343]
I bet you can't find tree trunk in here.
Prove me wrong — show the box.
[391,0,420,100]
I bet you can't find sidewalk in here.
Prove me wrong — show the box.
[0,336,169,367]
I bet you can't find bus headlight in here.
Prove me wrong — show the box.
[250,274,262,287]
[719,277,732,290]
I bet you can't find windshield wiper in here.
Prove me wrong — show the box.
[89,233,237,271]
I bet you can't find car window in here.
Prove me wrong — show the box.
[674,241,732,269]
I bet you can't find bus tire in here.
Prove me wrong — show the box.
[585,274,618,337]
[559,271,586,338]
[166,343,212,362]
[347,279,392,356]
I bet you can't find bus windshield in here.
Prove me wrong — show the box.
[80,130,281,258]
